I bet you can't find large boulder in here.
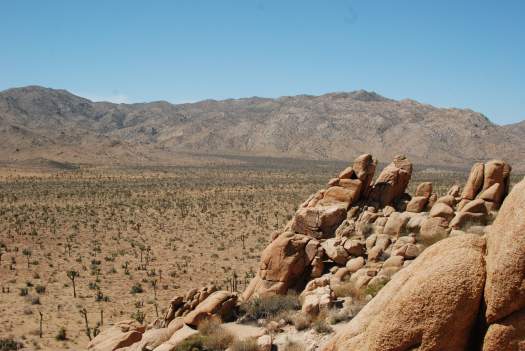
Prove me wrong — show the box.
[461,162,485,201]
[88,320,145,351]
[484,177,525,324]
[292,204,347,238]
[351,153,377,198]
[183,291,237,327]
[369,155,413,207]
[242,233,315,300]
[482,160,509,206]
[322,235,486,351]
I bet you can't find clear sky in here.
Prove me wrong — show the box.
[1,0,523,124]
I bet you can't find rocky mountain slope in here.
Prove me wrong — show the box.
[1,86,524,169]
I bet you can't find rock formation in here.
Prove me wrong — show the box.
[88,154,521,351]
[323,176,525,351]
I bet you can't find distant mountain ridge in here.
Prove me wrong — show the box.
[1,85,524,170]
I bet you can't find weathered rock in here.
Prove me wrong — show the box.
[449,211,487,230]
[320,183,362,207]
[415,182,433,198]
[346,256,365,273]
[447,184,462,197]
[243,233,313,300]
[183,291,237,327]
[322,238,349,265]
[484,177,525,324]
[382,255,404,269]
[128,319,184,351]
[88,320,145,351]
[435,194,457,207]
[383,212,408,237]
[352,154,377,198]
[461,198,489,214]
[429,202,455,222]
[405,196,428,213]
[483,309,525,351]
[370,155,412,207]
[406,213,427,232]
[153,325,199,351]
[367,246,383,262]
[322,235,486,351]
[343,239,365,256]
[292,204,347,238]
[482,160,507,205]
[427,193,438,209]
[301,285,333,316]
[417,216,450,246]
[461,162,485,200]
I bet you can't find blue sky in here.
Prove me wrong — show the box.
[1,0,523,124]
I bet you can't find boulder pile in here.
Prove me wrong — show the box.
[323,176,525,351]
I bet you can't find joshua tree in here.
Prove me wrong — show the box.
[67,270,79,298]
[39,311,43,338]
[79,307,91,340]
[22,248,32,269]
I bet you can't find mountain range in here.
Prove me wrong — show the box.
[1,86,524,170]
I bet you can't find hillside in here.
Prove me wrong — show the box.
[1,86,524,170]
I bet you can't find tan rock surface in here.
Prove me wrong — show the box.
[323,235,486,351]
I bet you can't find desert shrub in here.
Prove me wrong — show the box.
[292,312,311,331]
[313,319,333,334]
[197,318,234,350]
[240,293,300,321]
[365,282,386,297]
[131,309,145,324]
[30,296,40,305]
[174,334,206,351]
[0,338,23,351]
[131,283,144,294]
[19,288,28,296]
[229,338,259,351]
[326,308,352,325]
[332,282,366,300]
[35,285,46,294]
[282,338,304,351]
[56,327,67,340]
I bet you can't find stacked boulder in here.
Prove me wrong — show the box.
[88,287,237,351]
[323,176,525,351]
[242,154,514,320]
[457,160,512,211]
[243,154,424,314]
